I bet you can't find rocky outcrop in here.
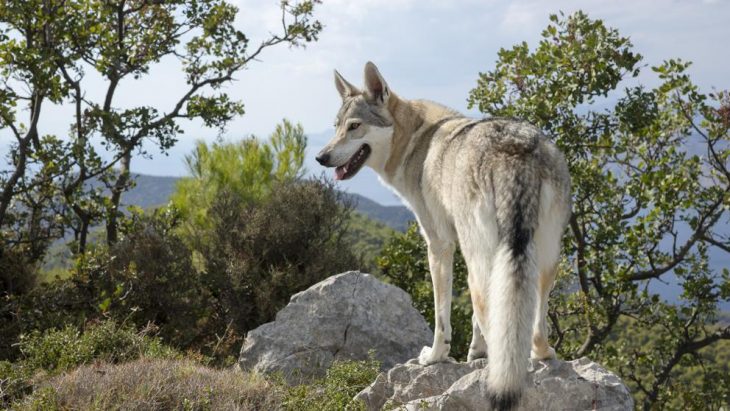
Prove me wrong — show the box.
[238,271,633,410]
[238,271,433,384]
[355,357,634,410]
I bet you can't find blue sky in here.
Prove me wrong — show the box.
[3,0,730,205]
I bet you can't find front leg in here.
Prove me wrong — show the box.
[418,240,455,365]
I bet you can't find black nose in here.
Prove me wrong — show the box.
[316,153,330,166]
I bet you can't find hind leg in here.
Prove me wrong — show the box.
[467,311,488,361]
[418,238,456,365]
[531,263,558,360]
[459,223,497,363]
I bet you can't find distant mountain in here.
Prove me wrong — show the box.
[124,173,415,231]
[123,175,181,209]
[343,193,414,232]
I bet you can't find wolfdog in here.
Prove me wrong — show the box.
[316,62,571,410]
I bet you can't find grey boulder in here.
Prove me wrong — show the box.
[238,271,433,384]
[355,357,634,410]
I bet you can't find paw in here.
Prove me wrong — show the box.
[530,346,556,361]
[418,345,453,365]
[467,349,487,362]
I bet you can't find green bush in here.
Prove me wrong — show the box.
[172,121,307,247]
[203,178,362,335]
[0,275,93,361]
[17,321,180,373]
[284,356,381,411]
[0,245,39,297]
[93,207,215,350]
[0,320,179,407]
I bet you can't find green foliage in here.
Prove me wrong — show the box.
[168,124,361,339]
[284,356,381,411]
[172,119,307,244]
[344,212,397,273]
[466,11,730,409]
[604,316,730,410]
[1,273,93,361]
[74,207,216,350]
[377,224,472,361]
[0,0,323,264]
[0,320,180,407]
[16,320,179,373]
[202,177,362,334]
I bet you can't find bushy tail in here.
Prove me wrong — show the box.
[487,165,540,410]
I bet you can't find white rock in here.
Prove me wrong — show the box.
[356,357,634,411]
[238,271,433,384]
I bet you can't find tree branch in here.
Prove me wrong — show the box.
[626,192,727,281]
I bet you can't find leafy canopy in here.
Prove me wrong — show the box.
[381,10,729,410]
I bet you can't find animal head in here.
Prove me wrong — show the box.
[316,61,394,180]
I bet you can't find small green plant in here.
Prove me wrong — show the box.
[284,356,381,411]
[18,320,180,374]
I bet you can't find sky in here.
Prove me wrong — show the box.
[3,0,730,205]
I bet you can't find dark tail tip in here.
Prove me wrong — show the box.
[488,390,521,411]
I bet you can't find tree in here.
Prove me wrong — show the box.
[170,124,360,343]
[466,11,729,409]
[0,0,323,269]
[171,119,307,248]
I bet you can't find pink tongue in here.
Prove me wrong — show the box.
[335,166,346,180]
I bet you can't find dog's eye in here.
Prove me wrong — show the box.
[348,122,361,131]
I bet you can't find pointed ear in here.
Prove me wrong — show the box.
[363,61,389,104]
[334,70,358,100]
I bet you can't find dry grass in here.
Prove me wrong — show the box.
[14,357,283,410]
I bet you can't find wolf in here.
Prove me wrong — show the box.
[316,62,571,410]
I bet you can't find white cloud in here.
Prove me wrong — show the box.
[500,2,541,33]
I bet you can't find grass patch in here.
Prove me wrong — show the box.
[13,358,282,411]
[1,320,180,407]
[11,357,382,411]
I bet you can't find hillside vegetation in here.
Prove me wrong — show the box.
[0,2,728,410]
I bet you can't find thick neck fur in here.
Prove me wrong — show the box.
[378,93,463,187]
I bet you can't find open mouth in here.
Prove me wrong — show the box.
[335,144,371,181]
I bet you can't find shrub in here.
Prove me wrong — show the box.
[101,207,215,350]
[0,276,92,361]
[0,245,38,297]
[17,320,179,373]
[203,178,362,334]
[284,357,381,411]
[172,121,308,248]
[39,208,223,359]
[0,320,179,407]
